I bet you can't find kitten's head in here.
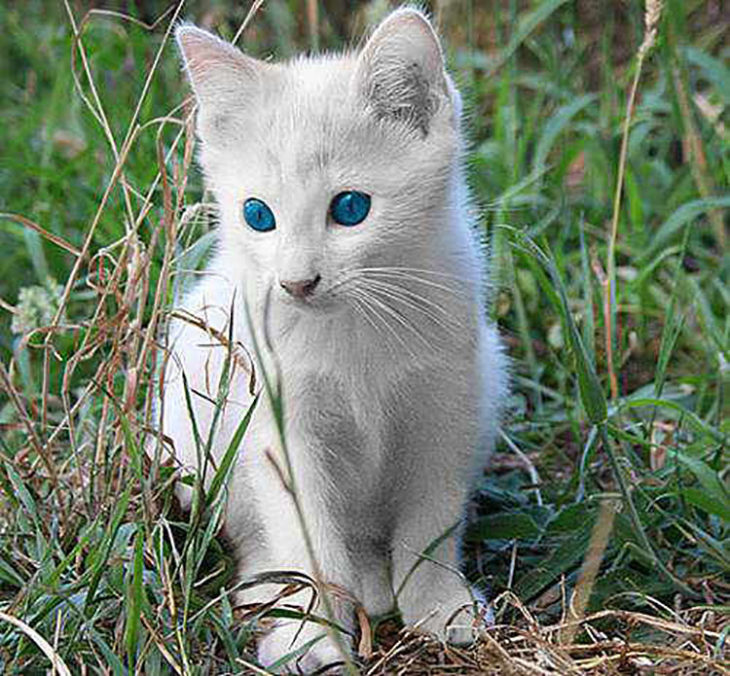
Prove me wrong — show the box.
[177,8,464,314]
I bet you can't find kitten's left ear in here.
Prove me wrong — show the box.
[356,8,455,136]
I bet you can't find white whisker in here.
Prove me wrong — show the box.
[347,293,384,343]
[348,287,422,359]
[360,278,456,335]
[357,286,436,355]
[358,266,468,281]
[361,277,455,318]
[357,267,473,298]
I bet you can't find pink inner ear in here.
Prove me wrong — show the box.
[177,28,250,88]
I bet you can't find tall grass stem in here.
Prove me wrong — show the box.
[606,0,663,400]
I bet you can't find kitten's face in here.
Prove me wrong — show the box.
[178,9,461,316]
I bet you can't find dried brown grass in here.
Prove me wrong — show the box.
[362,595,729,675]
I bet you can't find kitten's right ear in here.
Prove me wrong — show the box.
[356,8,452,136]
[175,25,271,139]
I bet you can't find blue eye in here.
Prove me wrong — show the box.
[243,198,276,232]
[330,191,371,227]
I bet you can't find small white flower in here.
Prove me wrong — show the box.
[11,278,65,336]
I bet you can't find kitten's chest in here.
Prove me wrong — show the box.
[270,312,431,469]
[282,365,396,487]
[286,368,382,444]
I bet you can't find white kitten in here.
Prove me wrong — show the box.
[162,7,507,673]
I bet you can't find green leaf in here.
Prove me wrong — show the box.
[685,275,729,360]
[0,553,26,587]
[685,47,730,105]
[624,166,645,242]
[467,512,541,541]
[646,196,730,258]
[674,454,730,522]
[22,228,49,283]
[125,526,145,669]
[268,634,326,671]
[623,397,724,442]
[515,523,594,601]
[682,488,730,523]
[578,217,595,364]
[516,235,607,424]
[548,502,597,533]
[533,94,597,176]
[85,486,132,612]
[205,393,260,510]
[3,460,40,524]
[87,625,127,676]
[681,520,730,571]
[486,0,573,75]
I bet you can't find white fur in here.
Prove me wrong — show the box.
[162,8,507,673]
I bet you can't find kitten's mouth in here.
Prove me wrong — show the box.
[277,288,340,314]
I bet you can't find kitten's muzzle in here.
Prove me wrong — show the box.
[279,274,321,300]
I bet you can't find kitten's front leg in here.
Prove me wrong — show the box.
[391,498,482,646]
[387,401,487,646]
[240,532,354,674]
[256,609,350,675]
[242,439,356,673]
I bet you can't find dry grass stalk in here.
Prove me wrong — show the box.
[0,213,81,257]
[561,498,618,645]
[0,1,196,554]
[0,611,72,676]
[605,0,663,399]
[307,0,320,51]
[358,597,729,675]
[672,67,727,250]
[638,0,662,60]
[0,360,59,485]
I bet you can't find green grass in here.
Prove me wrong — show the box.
[0,0,728,673]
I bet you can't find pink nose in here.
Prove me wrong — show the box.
[280,275,321,299]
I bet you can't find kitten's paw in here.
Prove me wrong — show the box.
[258,620,350,674]
[443,601,492,646]
[402,587,491,647]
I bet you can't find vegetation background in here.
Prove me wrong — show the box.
[0,0,728,673]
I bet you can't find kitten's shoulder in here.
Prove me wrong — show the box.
[163,257,250,396]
